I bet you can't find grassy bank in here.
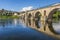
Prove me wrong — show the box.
[0,15,19,19]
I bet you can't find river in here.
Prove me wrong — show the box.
[0,18,57,40]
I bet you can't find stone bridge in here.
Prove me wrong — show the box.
[19,3,60,39]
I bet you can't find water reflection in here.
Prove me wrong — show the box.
[52,20,60,34]
[0,19,56,40]
[27,14,32,26]
[0,19,22,28]
[34,18,40,28]
[0,19,12,27]
[26,15,60,34]
[14,19,17,25]
[28,19,31,25]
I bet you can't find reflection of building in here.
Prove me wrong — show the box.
[0,9,20,16]
[0,19,12,27]
[13,19,17,25]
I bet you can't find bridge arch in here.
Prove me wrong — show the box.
[47,8,60,34]
[48,8,60,19]
[34,11,42,28]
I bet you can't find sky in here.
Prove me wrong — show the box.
[0,0,60,12]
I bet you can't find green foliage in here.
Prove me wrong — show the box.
[53,11,60,23]
[0,15,19,19]
[53,11,60,17]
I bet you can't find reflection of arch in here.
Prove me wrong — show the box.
[23,14,25,21]
[35,11,41,28]
[27,13,32,25]
[48,8,60,34]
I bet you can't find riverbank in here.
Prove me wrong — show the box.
[0,15,19,19]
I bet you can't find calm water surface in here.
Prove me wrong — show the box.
[53,20,60,34]
[0,19,57,40]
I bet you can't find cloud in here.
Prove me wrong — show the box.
[20,6,33,11]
